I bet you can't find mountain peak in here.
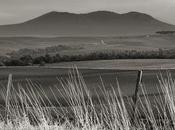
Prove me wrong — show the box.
[86,11,118,15]
[125,11,146,15]
[42,11,75,17]
[124,11,153,18]
[47,11,58,14]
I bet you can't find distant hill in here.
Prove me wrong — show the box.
[0,11,175,36]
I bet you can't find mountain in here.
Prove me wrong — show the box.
[0,11,175,36]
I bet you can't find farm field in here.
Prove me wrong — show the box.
[1,34,175,56]
[48,59,175,70]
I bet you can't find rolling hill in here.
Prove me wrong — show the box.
[0,11,175,36]
[1,35,175,56]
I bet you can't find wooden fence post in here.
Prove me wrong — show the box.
[132,70,143,120]
[5,74,12,124]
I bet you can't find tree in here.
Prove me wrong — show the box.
[0,61,5,66]
[53,54,61,62]
[33,56,45,64]
[20,55,33,65]
[44,54,53,63]
[5,59,25,66]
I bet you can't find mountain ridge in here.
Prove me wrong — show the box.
[0,11,174,36]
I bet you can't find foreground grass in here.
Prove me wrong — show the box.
[0,69,175,129]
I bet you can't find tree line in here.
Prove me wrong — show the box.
[0,49,174,66]
[156,31,175,35]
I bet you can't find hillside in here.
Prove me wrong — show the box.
[1,35,175,56]
[0,11,174,36]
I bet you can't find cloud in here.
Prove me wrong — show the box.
[0,12,14,18]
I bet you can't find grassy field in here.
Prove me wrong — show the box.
[1,59,175,104]
[1,34,175,56]
[0,59,175,129]
[48,59,175,70]
[0,67,174,129]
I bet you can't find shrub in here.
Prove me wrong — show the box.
[156,31,175,34]
[33,56,45,64]
[0,61,5,66]
[20,55,33,65]
[44,54,54,63]
[4,59,25,66]
[53,54,61,62]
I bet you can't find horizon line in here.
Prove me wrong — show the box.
[0,10,173,26]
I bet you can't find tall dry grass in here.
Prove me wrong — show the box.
[0,69,175,129]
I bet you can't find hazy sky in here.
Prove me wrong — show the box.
[0,0,175,25]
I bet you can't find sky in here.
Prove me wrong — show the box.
[0,0,175,25]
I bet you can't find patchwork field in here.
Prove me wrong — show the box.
[1,34,175,56]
